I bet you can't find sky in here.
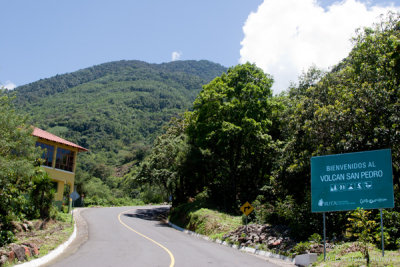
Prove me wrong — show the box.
[1,0,400,94]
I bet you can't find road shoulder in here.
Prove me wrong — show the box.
[15,208,88,267]
[167,220,295,267]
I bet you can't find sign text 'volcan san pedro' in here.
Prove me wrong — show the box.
[311,149,394,213]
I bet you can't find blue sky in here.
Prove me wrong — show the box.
[0,0,262,87]
[1,0,400,93]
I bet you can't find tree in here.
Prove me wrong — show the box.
[346,209,378,265]
[187,63,282,211]
[283,13,400,193]
[0,90,41,245]
[135,116,190,204]
[27,168,56,219]
[273,13,400,238]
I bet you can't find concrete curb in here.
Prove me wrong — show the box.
[167,221,295,265]
[15,210,79,267]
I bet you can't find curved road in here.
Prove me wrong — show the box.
[47,206,282,267]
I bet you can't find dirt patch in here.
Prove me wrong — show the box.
[0,219,73,266]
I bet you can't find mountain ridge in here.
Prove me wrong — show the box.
[15,60,226,103]
[12,59,227,174]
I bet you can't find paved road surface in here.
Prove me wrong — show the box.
[47,206,282,267]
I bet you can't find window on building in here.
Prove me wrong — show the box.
[55,147,75,172]
[36,142,54,167]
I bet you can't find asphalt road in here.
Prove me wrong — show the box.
[47,206,282,267]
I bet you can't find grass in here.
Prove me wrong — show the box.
[169,200,242,239]
[187,208,242,237]
[314,242,400,267]
[35,224,73,256]
[3,211,75,266]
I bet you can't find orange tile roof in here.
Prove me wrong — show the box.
[32,127,88,152]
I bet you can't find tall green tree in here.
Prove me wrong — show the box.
[187,63,282,211]
[282,13,400,193]
[135,117,189,204]
[273,13,400,238]
[0,90,41,245]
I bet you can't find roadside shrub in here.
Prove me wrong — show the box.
[81,195,144,207]
[55,210,71,222]
[0,230,15,247]
[28,168,56,219]
[169,190,230,230]
[84,196,108,206]
[376,210,400,250]
[84,177,112,201]
[251,197,274,224]
[139,184,166,204]
[264,195,322,240]
[293,241,312,255]
[109,197,144,206]
[309,233,322,243]
[346,208,378,265]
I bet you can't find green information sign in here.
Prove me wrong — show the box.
[311,149,394,212]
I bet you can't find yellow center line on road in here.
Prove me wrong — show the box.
[118,209,175,267]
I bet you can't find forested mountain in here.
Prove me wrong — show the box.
[14,60,225,152]
[12,60,226,200]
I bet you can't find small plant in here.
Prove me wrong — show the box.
[56,211,71,222]
[257,243,266,251]
[308,233,322,243]
[226,238,233,245]
[293,241,312,255]
[62,205,69,213]
[0,230,15,247]
[210,232,225,241]
[346,208,378,265]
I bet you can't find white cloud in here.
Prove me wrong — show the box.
[2,80,17,90]
[240,0,400,94]
[171,51,182,61]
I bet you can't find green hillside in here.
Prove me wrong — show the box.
[14,60,225,149]
[12,59,226,202]
[15,60,225,150]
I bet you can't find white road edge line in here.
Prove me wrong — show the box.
[166,220,295,264]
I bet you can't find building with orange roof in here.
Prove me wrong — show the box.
[32,127,87,206]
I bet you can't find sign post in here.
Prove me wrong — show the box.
[323,212,326,261]
[311,149,394,260]
[240,202,254,232]
[70,191,80,224]
[380,209,384,257]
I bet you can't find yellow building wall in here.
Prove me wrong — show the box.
[43,166,75,201]
[36,137,79,202]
